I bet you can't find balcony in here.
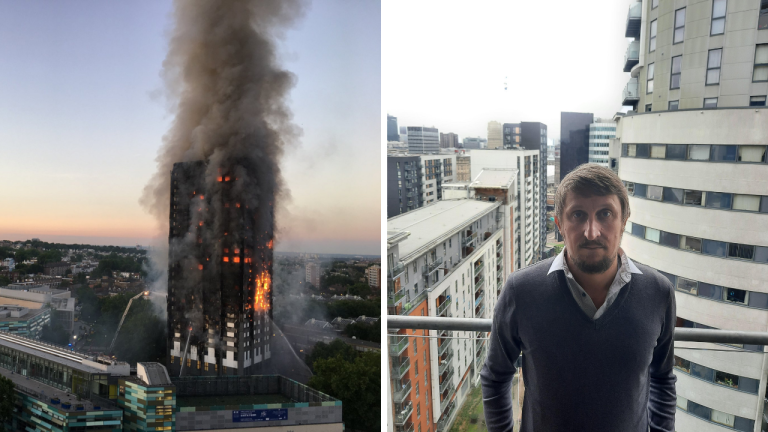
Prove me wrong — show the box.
[474,293,484,309]
[393,379,412,404]
[440,386,455,412]
[388,288,406,308]
[462,232,477,247]
[439,370,454,393]
[388,261,405,280]
[622,77,639,108]
[389,334,408,356]
[394,402,413,426]
[474,278,484,293]
[439,353,453,375]
[437,297,452,316]
[625,1,642,38]
[623,40,639,72]
[397,421,414,432]
[475,304,485,318]
[474,262,484,276]
[394,357,411,379]
[437,402,456,431]
[422,256,443,277]
[438,337,451,356]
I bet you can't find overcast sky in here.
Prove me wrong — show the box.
[383,0,633,141]
[0,0,380,255]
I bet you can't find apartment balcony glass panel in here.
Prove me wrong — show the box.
[476,304,486,318]
[439,352,454,375]
[388,288,406,308]
[437,402,456,431]
[438,337,451,356]
[475,293,485,308]
[474,278,484,293]
[394,402,413,426]
[439,370,454,393]
[624,40,639,72]
[394,358,411,379]
[392,379,412,404]
[474,262,484,276]
[437,297,452,316]
[625,1,642,37]
[389,334,408,356]
[388,262,405,280]
[396,421,414,432]
[440,387,455,412]
[622,78,639,107]
[422,257,443,276]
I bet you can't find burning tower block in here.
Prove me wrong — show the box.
[167,161,274,376]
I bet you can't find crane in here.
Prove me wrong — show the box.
[108,290,149,353]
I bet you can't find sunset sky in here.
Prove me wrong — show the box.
[0,1,380,255]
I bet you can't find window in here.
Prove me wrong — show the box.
[733,194,761,211]
[663,188,683,203]
[688,144,710,160]
[711,145,737,161]
[650,145,666,159]
[670,56,682,89]
[674,356,691,373]
[652,0,658,9]
[706,192,732,208]
[704,97,718,108]
[750,96,767,106]
[666,144,686,159]
[416,402,420,418]
[674,8,686,43]
[645,103,652,112]
[633,183,647,197]
[712,409,735,427]
[688,400,712,421]
[757,246,768,263]
[647,185,663,200]
[649,20,657,52]
[762,197,768,213]
[676,395,688,410]
[711,0,726,35]
[660,231,679,248]
[668,100,679,110]
[725,287,748,304]
[680,235,702,252]
[737,146,766,163]
[691,363,714,381]
[635,144,649,158]
[761,0,768,29]
[702,239,727,256]
[647,63,655,93]
[698,283,722,300]
[645,227,660,242]
[683,190,703,205]
[728,243,754,260]
[676,277,698,295]
[625,221,632,233]
[626,182,635,194]
[631,223,645,238]
[754,45,768,82]
[738,377,760,394]
[706,49,722,84]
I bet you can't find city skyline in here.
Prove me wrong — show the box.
[0,0,381,255]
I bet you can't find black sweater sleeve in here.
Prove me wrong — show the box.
[480,276,521,432]
[648,284,677,432]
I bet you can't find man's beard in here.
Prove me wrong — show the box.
[571,252,615,274]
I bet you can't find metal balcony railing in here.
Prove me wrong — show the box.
[388,289,406,307]
[438,337,451,356]
[497,279,503,290]
[438,353,453,375]
[393,379,411,404]
[439,370,454,393]
[394,402,413,426]
[437,402,455,431]
[389,262,405,280]
[474,262,484,276]
[474,293,484,308]
[389,334,408,356]
[422,256,443,275]
[476,304,485,318]
[437,297,452,316]
[624,40,639,72]
[387,316,768,346]
[440,387,455,412]
[463,232,477,246]
[397,421,414,432]
[474,278,484,293]
[394,359,410,379]
[623,77,639,107]
[626,1,642,38]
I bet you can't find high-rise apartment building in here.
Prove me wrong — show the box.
[588,120,616,167]
[614,1,768,430]
[387,154,456,217]
[456,154,471,182]
[407,127,440,154]
[440,132,460,149]
[388,115,400,142]
[502,123,521,149]
[519,122,549,259]
[559,112,594,182]
[387,172,516,432]
[305,261,320,287]
[462,137,487,149]
[487,121,502,149]
[367,264,381,289]
[167,161,273,376]
[469,150,542,269]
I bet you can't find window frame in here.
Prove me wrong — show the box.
[674,8,686,44]
[750,96,767,106]
[706,49,722,85]
[704,97,718,108]
[670,55,682,89]
[668,100,679,110]
[753,44,768,83]
[710,0,727,36]
[649,19,657,53]
[646,63,655,94]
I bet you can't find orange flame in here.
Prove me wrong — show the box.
[198,264,203,270]
[267,240,273,249]
[223,257,229,262]
[254,271,271,311]
[234,257,241,263]
[217,176,223,182]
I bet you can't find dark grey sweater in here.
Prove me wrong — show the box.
[480,256,677,432]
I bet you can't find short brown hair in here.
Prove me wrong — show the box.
[555,164,630,223]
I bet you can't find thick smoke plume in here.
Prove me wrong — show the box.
[141,0,302,227]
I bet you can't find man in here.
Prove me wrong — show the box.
[480,164,676,432]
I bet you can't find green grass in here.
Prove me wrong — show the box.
[449,385,486,432]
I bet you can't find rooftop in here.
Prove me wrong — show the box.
[387,200,500,260]
[470,168,518,189]
[0,366,118,412]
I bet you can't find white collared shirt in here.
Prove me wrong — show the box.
[548,248,643,320]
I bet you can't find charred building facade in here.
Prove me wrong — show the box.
[167,161,274,377]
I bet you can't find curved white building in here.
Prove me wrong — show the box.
[614,1,768,431]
